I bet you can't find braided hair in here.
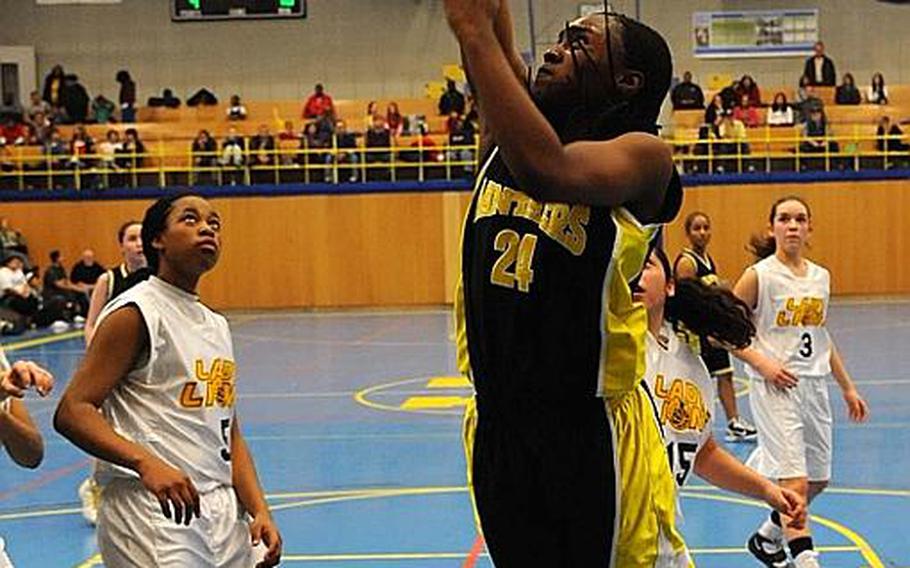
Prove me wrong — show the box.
[652,247,755,349]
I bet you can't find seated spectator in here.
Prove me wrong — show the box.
[867,73,889,105]
[44,128,68,168]
[249,125,276,166]
[800,107,838,153]
[671,71,705,110]
[835,73,861,105]
[61,74,90,125]
[70,248,105,290]
[386,102,404,137]
[278,120,298,141]
[803,41,836,87]
[68,125,95,168]
[719,80,740,110]
[704,94,725,136]
[401,124,441,163]
[767,93,795,126]
[796,75,822,122]
[30,112,53,145]
[876,116,909,153]
[97,129,122,169]
[314,110,336,142]
[735,74,761,107]
[117,127,146,169]
[364,101,378,132]
[448,114,476,173]
[464,95,478,129]
[299,122,330,180]
[733,95,762,128]
[0,117,28,146]
[220,126,246,167]
[303,83,334,119]
[227,94,248,121]
[333,120,360,183]
[191,129,217,167]
[43,250,88,319]
[365,114,392,164]
[715,111,749,155]
[26,91,51,127]
[91,95,116,123]
[0,252,39,320]
[0,218,28,257]
[438,79,466,116]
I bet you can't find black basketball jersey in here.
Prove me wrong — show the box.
[674,248,719,286]
[455,147,682,412]
[107,264,150,302]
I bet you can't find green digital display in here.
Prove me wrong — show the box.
[172,1,306,21]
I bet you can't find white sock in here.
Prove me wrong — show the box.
[757,515,783,542]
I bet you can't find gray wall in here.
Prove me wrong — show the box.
[1,0,908,104]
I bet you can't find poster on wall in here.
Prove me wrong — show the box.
[693,9,819,58]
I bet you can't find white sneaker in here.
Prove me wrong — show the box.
[793,550,821,568]
[73,315,86,324]
[78,477,100,526]
[50,320,69,333]
[725,417,758,442]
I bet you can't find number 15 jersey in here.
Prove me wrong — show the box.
[456,147,682,407]
[746,255,832,378]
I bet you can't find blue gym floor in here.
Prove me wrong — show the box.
[0,301,907,567]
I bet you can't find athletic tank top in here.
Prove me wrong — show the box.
[107,263,150,302]
[674,248,719,287]
[643,322,714,488]
[747,255,832,378]
[455,146,682,412]
[94,276,235,492]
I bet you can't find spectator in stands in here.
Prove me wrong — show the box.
[876,116,909,153]
[704,94,725,136]
[365,113,392,175]
[0,117,28,146]
[91,94,116,124]
[867,73,889,105]
[670,71,705,110]
[249,125,276,166]
[448,113,475,174]
[300,122,329,181]
[278,120,297,142]
[70,249,105,290]
[835,73,862,105]
[719,80,740,110]
[68,125,95,168]
[800,107,838,153]
[803,41,836,87]
[42,65,66,115]
[44,128,68,168]
[61,75,90,125]
[116,70,136,123]
[464,95,479,130]
[364,101,378,132]
[716,110,749,156]
[117,127,145,169]
[191,129,217,168]
[314,109,336,142]
[43,250,88,319]
[733,94,762,128]
[26,91,51,127]
[29,112,53,145]
[438,79,466,116]
[401,123,440,163]
[767,93,795,126]
[227,94,248,121]
[796,75,822,122]
[386,102,404,137]
[735,75,761,107]
[303,83,334,119]
[0,219,28,257]
[333,119,359,183]
[0,252,39,320]
[97,129,121,169]
[220,126,246,167]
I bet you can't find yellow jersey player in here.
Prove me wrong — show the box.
[445,1,685,565]
[55,194,282,567]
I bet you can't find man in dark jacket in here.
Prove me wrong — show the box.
[803,41,836,87]
[670,71,705,110]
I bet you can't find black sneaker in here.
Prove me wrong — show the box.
[747,532,791,568]
[726,417,758,442]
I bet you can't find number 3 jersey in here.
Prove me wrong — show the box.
[94,276,236,492]
[643,322,714,488]
[746,255,832,379]
[456,147,682,406]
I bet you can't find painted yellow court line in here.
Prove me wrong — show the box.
[2,330,83,352]
[427,376,472,389]
[401,396,471,410]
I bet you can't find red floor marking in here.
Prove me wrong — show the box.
[462,533,485,568]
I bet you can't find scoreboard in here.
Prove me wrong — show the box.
[172,0,306,21]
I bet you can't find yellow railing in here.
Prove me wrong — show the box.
[0,141,479,191]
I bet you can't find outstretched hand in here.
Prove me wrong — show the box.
[443,0,501,39]
[1,360,54,399]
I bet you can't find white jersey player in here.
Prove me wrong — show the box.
[734,196,869,568]
[55,194,282,567]
[636,247,805,568]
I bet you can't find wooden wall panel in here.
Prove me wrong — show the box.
[2,180,907,310]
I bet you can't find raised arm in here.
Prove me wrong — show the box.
[446,1,672,209]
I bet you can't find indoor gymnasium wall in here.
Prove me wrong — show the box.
[3,180,907,310]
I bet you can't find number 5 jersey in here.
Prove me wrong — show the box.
[745,255,832,379]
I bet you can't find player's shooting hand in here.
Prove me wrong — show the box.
[843,388,869,422]
[764,485,807,530]
[443,0,501,39]
[137,456,201,526]
[1,360,54,399]
[250,512,282,567]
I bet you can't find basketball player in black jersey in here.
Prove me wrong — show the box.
[446,1,683,565]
